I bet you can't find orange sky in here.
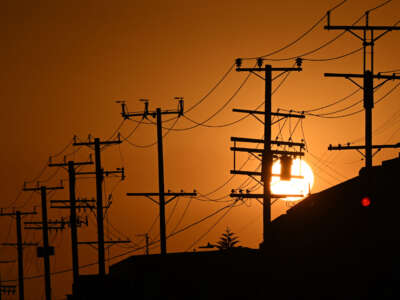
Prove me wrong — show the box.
[1,0,400,299]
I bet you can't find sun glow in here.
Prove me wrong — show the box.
[270,158,314,202]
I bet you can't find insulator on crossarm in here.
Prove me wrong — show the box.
[235,58,242,68]
[179,98,184,116]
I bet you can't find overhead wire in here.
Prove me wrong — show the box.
[296,81,400,119]
[241,0,349,60]
[106,119,126,141]
[185,201,241,251]
[7,0,399,286]
[127,63,235,126]
[260,12,363,62]
[307,151,348,180]
[367,0,392,12]
[184,63,235,114]
[172,71,252,130]
[165,197,179,226]
[244,1,399,63]
[302,47,363,62]
[123,116,179,148]
[299,87,361,113]
[169,197,193,235]
[175,60,294,130]
[3,199,250,283]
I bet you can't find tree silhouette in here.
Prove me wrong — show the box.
[215,227,239,250]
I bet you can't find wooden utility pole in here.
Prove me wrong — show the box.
[120,98,197,255]
[48,158,93,295]
[0,210,37,300]
[73,137,125,276]
[325,11,400,170]
[231,58,303,247]
[137,233,150,255]
[23,184,64,300]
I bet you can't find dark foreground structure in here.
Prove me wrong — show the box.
[75,155,400,299]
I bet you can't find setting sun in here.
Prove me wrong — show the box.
[271,158,314,201]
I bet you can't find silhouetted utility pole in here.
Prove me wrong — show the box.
[231,58,303,247]
[120,98,197,255]
[73,136,125,276]
[48,158,92,296]
[0,210,37,300]
[325,11,400,170]
[22,184,64,300]
[136,234,150,255]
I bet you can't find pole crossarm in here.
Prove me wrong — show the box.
[50,205,95,209]
[120,98,184,120]
[230,170,304,179]
[325,73,400,80]
[329,143,400,150]
[73,139,121,146]
[24,226,65,231]
[230,193,305,199]
[230,170,262,176]
[233,108,305,119]
[48,161,93,168]
[230,147,304,157]
[127,192,197,197]
[75,168,124,178]
[22,186,63,192]
[325,25,400,31]
[231,137,305,148]
[24,220,66,225]
[50,199,95,203]
[127,192,197,205]
[236,67,302,72]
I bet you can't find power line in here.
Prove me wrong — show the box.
[170,71,252,130]
[175,62,293,129]
[106,119,126,141]
[242,0,349,60]
[184,63,235,114]
[258,13,367,62]
[302,47,363,62]
[2,200,244,283]
[185,201,240,251]
[299,87,361,113]
[308,81,400,118]
[367,0,392,13]
[165,197,179,226]
[121,118,143,141]
[122,116,179,148]
[309,98,363,117]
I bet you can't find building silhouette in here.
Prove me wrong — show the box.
[75,154,400,299]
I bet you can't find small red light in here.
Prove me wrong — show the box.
[361,197,371,207]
